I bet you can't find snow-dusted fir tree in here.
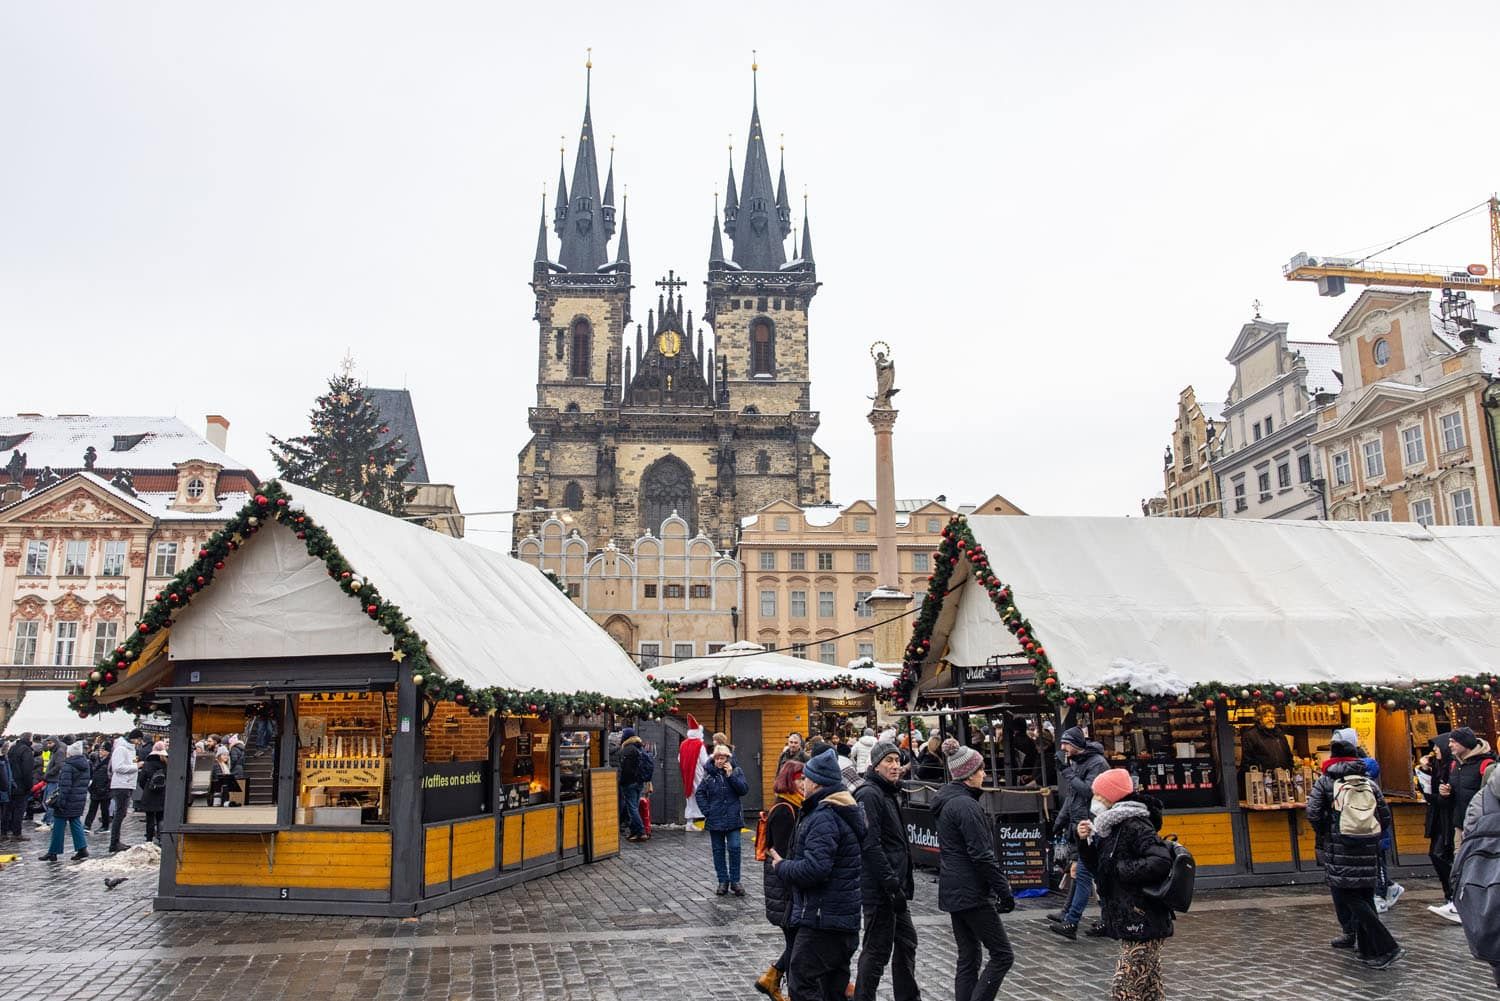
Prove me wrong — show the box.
[269,370,416,516]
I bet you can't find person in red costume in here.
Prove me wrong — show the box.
[680,715,707,829]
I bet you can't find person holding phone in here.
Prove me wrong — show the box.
[695,743,750,896]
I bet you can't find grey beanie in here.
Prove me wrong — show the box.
[868,740,901,768]
[943,737,983,781]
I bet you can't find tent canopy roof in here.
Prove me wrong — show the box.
[653,641,894,697]
[4,690,136,737]
[925,515,1500,693]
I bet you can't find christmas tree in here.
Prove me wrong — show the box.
[269,370,416,516]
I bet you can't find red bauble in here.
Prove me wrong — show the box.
[1204,699,1215,709]
[366,604,378,615]
[169,593,180,603]
[198,548,209,558]
[138,623,150,634]
[454,693,466,704]
[116,660,126,668]
[77,679,88,688]
[297,532,306,540]
[215,560,225,569]
[1274,690,1285,700]
[254,494,267,506]
[196,576,206,585]
[1065,696,1077,706]
[276,498,287,507]
[1252,689,1262,699]
[104,671,115,683]
[1044,677,1057,686]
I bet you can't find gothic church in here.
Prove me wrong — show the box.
[514,66,830,551]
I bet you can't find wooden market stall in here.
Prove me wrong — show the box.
[79,482,660,916]
[894,514,1500,888]
[652,642,894,814]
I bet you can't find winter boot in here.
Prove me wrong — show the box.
[38,852,59,862]
[1330,933,1356,949]
[754,966,785,1001]
[716,883,729,896]
[1049,921,1078,941]
[730,882,745,897]
[71,849,89,861]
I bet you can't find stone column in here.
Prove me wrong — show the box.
[865,407,911,675]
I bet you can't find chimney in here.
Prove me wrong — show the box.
[205,415,229,452]
[0,482,21,505]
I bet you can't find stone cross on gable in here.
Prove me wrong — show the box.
[654,270,687,293]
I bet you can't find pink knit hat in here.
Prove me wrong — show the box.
[1092,768,1135,805]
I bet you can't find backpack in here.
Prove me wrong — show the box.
[635,746,656,785]
[1140,836,1197,913]
[1332,774,1381,837]
[1453,802,1500,961]
[148,769,167,793]
[754,800,794,861]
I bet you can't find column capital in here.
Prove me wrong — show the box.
[866,408,899,432]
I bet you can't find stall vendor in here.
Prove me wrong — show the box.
[1239,705,1294,772]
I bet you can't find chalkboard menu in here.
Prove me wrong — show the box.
[992,821,1049,891]
[422,760,489,822]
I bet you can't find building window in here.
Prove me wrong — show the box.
[13,620,38,666]
[1265,416,1274,434]
[672,642,694,663]
[1401,426,1425,467]
[855,591,873,618]
[664,584,684,599]
[758,551,776,571]
[152,542,178,577]
[1257,470,1271,502]
[643,583,657,598]
[566,582,581,598]
[790,590,807,617]
[24,540,48,576]
[926,517,941,533]
[639,643,661,670]
[1372,338,1391,366]
[789,551,806,571]
[92,621,119,662]
[790,642,807,659]
[1277,463,1291,490]
[563,481,584,511]
[1233,481,1247,513]
[760,589,777,617]
[63,539,89,576]
[706,643,726,655]
[1440,412,1466,452]
[570,318,592,378]
[1411,497,1435,526]
[756,451,771,474]
[818,641,837,665]
[689,584,711,599]
[1451,488,1477,526]
[912,552,930,572]
[855,552,873,572]
[774,516,791,532]
[857,642,874,660]
[102,540,127,577]
[53,621,79,666]
[751,318,775,376]
[1361,440,1385,479]
[1252,421,1262,441]
[1370,510,1392,523]
[186,477,206,500]
[818,591,835,617]
[1333,451,1352,486]
[1297,453,1312,483]
[854,517,870,533]
[816,552,834,571]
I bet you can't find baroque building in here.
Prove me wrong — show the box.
[1144,387,1225,517]
[514,66,831,553]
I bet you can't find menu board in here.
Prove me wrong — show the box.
[992,822,1049,890]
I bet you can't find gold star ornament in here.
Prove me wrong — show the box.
[391,649,406,663]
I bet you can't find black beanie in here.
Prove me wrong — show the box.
[1330,739,1358,758]
[1060,726,1088,749]
[1451,727,1479,751]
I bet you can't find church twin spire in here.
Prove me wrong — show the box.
[541,54,623,275]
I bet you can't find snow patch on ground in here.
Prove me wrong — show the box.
[1098,658,1191,697]
[72,842,161,874]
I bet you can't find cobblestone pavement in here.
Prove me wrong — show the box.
[0,816,1489,999]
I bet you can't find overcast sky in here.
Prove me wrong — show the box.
[5,3,1499,550]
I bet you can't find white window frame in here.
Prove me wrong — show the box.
[817,591,835,618]
[1256,469,1272,503]
[789,590,807,618]
[759,589,777,618]
[92,621,119,662]
[912,552,930,572]
[854,517,870,533]
[53,620,79,666]
[925,517,941,533]
[1440,412,1465,452]
[1451,488,1476,526]
[1332,450,1352,486]
[1276,462,1291,490]
[102,540,127,577]
[818,641,837,666]
[816,552,834,571]
[790,642,808,660]
[672,642,694,663]
[1400,425,1425,467]
[1361,440,1385,480]
[1411,497,1435,527]
[706,643,727,655]
[1369,510,1393,523]
[855,590,873,619]
[152,541,179,577]
[758,551,776,571]
[856,642,874,660]
[638,643,661,671]
[774,516,790,532]
[789,551,806,571]
[855,552,873,573]
[63,539,89,576]
[24,539,49,576]
[13,620,39,665]
[186,477,206,500]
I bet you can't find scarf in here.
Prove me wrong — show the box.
[779,791,804,809]
[1090,799,1150,841]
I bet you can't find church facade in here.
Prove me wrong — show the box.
[513,68,831,552]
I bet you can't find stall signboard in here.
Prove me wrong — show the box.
[422,760,489,822]
[561,712,607,729]
[1350,701,1376,758]
[993,822,1049,891]
[905,803,942,866]
[960,663,1034,686]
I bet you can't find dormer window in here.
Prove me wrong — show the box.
[0,432,30,451]
[171,460,223,512]
[111,433,149,452]
[186,478,206,500]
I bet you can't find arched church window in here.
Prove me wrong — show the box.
[751,318,775,376]
[565,402,581,413]
[742,405,759,415]
[563,481,584,511]
[571,318,592,379]
[756,450,771,474]
[640,456,696,536]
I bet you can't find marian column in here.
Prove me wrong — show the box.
[865,345,911,675]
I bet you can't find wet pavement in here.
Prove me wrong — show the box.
[0,813,1489,999]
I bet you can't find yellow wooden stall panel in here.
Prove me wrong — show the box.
[590,771,619,857]
[715,694,811,808]
[451,817,496,878]
[523,805,559,860]
[1390,802,1430,856]
[562,802,582,851]
[1246,810,1295,864]
[177,832,392,890]
[502,812,523,867]
[424,825,450,887]
[1292,809,1322,860]
[1158,812,1237,867]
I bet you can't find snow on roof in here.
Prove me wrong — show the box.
[1287,340,1343,396]
[652,642,894,698]
[2,471,250,522]
[3,690,136,736]
[0,415,251,472]
[802,506,844,527]
[1199,401,1227,423]
[1431,307,1500,375]
[927,515,1500,692]
[169,485,654,701]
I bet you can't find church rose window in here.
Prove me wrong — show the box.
[641,456,696,536]
[751,318,775,376]
[570,319,592,378]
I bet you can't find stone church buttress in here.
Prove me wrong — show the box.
[515,63,830,552]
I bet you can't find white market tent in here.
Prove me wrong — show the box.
[4,690,136,736]
[653,641,896,700]
[923,515,1500,694]
[110,485,654,703]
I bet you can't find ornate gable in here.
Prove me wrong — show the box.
[4,479,151,527]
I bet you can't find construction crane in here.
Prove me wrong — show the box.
[1284,195,1500,300]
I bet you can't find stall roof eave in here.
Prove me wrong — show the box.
[653,642,896,700]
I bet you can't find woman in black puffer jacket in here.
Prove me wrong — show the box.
[39,740,91,862]
[755,759,803,1001]
[1078,768,1172,1001]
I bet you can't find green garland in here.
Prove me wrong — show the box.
[71,481,674,721]
[658,674,892,697]
[893,516,1499,714]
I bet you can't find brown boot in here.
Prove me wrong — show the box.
[754,965,785,1001]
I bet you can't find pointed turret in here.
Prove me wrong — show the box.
[799,198,815,264]
[775,146,792,239]
[553,151,569,237]
[729,62,787,271]
[723,147,739,237]
[534,194,550,265]
[602,145,617,240]
[555,59,611,273]
[709,209,726,264]
[613,196,630,269]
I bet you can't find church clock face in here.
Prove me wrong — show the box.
[657,330,682,358]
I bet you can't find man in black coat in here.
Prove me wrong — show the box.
[853,741,917,1001]
[3,732,34,839]
[1050,726,1109,939]
[932,739,1014,1001]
